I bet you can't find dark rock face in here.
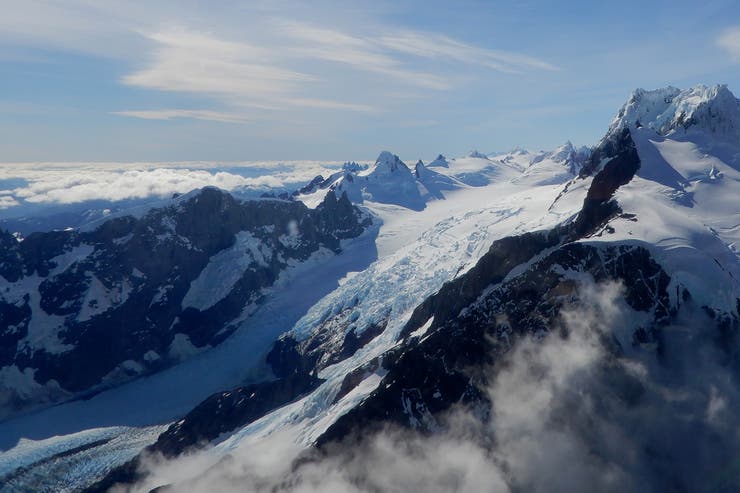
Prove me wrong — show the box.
[155,372,321,458]
[0,187,370,418]
[267,310,388,379]
[572,127,640,237]
[316,240,672,448]
[0,229,24,282]
[400,230,562,340]
[294,175,327,196]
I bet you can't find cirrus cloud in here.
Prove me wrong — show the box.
[112,109,251,124]
[115,20,557,120]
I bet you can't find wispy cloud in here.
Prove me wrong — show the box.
[123,29,312,103]
[120,27,385,115]
[281,23,454,90]
[113,109,250,123]
[378,31,559,73]
[0,2,560,126]
[717,26,740,61]
[116,20,558,119]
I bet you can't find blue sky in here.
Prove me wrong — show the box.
[1,0,740,162]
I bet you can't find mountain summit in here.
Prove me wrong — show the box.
[608,84,740,142]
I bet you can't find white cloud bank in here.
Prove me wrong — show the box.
[0,161,345,216]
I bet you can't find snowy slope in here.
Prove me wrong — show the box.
[330,152,426,210]
[296,148,541,217]
[596,127,740,313]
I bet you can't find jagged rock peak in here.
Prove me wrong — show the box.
[527,142,591,175]
[467,150,489,159]
[608,84,740,141]
[342,161,368,173]
[550,141,591,163]
[372,151,410,174]
[172,186,239,216]
[428,154,450,168]
[414,160,429,179]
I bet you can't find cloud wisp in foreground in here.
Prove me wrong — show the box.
[123,280,740,492]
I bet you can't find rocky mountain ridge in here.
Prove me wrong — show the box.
[0,188,371,419]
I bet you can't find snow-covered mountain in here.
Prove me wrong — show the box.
[0,188,371,420]
[607,84,740,143]
[295,146,565,214]
[1,84,739,493]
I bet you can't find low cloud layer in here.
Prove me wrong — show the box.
[0,161,345,217]
[122,281,740,492]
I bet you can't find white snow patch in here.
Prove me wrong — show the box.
[409,316,434,339]
[168,333,206,361]
[113,233,133,245]
[150,284,174,307]
[22,285,71,354]
[182,232,273,311]
[77,274,133,322]
[143,350,160,362]
[48,244,95,276]
[278,220,302,248]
